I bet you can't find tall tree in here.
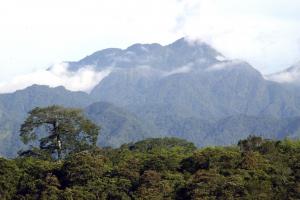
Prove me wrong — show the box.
[20,105,99,160]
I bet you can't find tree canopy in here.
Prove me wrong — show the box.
[1,135,300,199]
[1,136,300,199]
[19,106,99,160]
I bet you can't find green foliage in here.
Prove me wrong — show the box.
[1,137,300,199]
[19,106,99,160]
[122,137,196,153]
[14,157,62,199]
[61,151,112,187]
[0,158,21,199]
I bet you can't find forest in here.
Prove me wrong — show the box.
[1,136,300,199]
[1,106,300,199]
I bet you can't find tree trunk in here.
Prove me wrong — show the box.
[57,134,62,160]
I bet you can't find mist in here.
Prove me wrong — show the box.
[0,63,111,94]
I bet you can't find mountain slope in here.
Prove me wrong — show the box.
[83,38,300,145]
[85,39,300,121]
[1,38,300,157]
[266,61,300,85]
[0,85,95,157]
[0,86,163,157]
[85,102,161,147]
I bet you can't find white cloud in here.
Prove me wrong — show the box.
[265,62,300,83]
[174,0,300,73]
[1,0,300,83]
[216,55,226,62]
[0,0,181,81]
[266,72,297,83]
[0,63,111,94]
[164,65,192,76]
[206,60,244,71]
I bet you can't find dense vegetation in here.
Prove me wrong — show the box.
[1,136,300,199]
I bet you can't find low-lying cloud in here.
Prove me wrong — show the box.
[175,0,300,73]
[266,72,298,83]
[206,60,244,72]
[265,62,300,83]
[1,0,300,82]
[164,65,192,76]
[0,63,112,94]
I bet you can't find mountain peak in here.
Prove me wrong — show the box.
[170,37,189,45]
[68,37,224,72]
[169,37,205,48]
[285,61,300,73]
[126,43,162,54]
[168,37,222,58]
[169,37,214,48]
[265,61,300,84]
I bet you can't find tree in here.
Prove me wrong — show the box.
[0,158,20,199]
[20,105,100,160]
[14,157,61,199]
[238,135,264,152]
[61,151,111,187]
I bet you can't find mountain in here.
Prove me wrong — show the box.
[83,38,300,143]
[85,102,162,147]
[266,61,300,85]
[80,39,300,120]
[142,114,300,147]
[73,38,300,146]
[1,37,300,157]
[0,86,162,157]
[0,85,95,157]
[69,38,222,71]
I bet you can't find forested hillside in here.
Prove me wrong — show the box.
[1,38,300,157]
[1,137,300,200]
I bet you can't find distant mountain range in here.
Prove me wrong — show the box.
[1,37,300,157]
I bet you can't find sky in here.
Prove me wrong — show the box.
[0,0,300,92]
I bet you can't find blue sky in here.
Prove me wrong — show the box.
[0,0,300,82]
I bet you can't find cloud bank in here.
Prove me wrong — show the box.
[1,0,300,82]
[0,0,300,80]
[174,0,300,73]
[266,72,298,83]
[0,63,111,94]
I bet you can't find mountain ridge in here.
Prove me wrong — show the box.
[1,37,300,157]
[266,61,300,85]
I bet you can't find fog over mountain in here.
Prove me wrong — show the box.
[1,37,299,94]
[0,37,300,157]
[266,62,300,85]
[0,63,112,94]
